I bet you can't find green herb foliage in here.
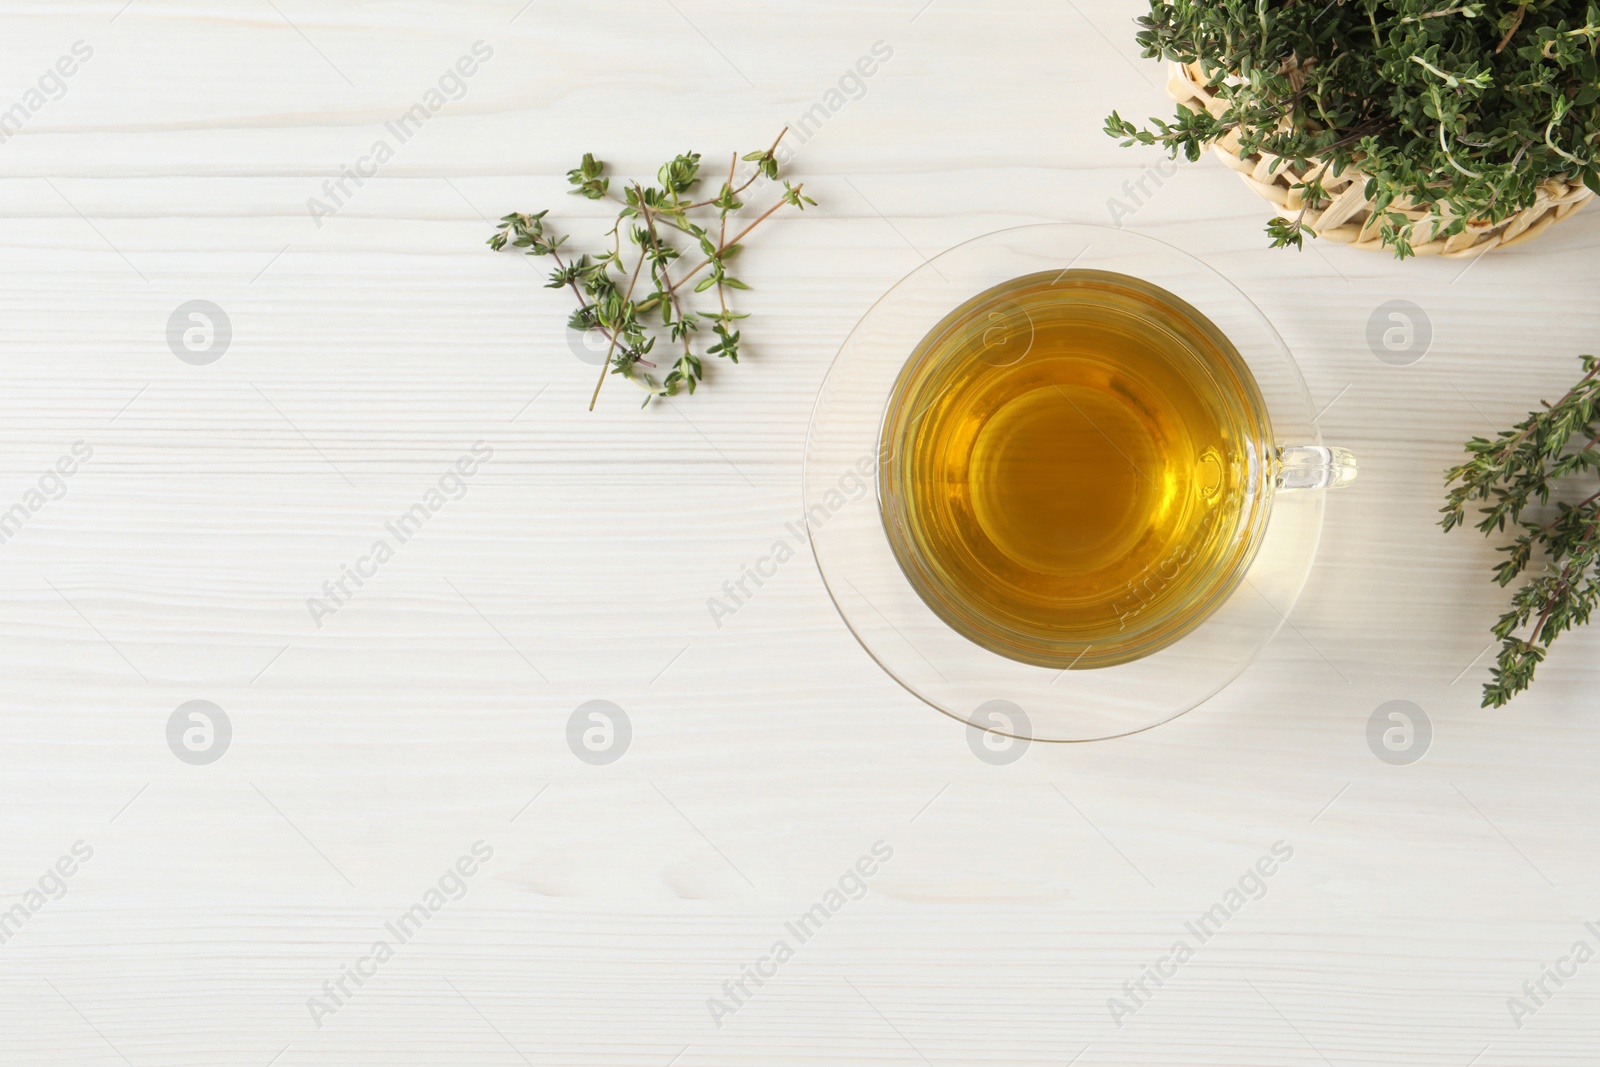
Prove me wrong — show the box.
[488,131,813,408]
[1443,356,1600,705]
[1106,2,1600,257]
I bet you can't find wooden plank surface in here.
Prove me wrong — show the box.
[2,1,1599,1063]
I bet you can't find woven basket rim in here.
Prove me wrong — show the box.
[1165,59,1592,257]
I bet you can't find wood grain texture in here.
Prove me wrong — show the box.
[2,1,1599,1064]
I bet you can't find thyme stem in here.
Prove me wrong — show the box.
[487,133,814,407]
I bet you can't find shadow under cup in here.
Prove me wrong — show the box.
[877,269,1275,670]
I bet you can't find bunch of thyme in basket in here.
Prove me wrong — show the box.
[1104,1,1600,257]
[488,130,813,408]
[1442,356,1600,706]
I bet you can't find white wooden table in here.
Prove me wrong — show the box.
[4,2,1600,1063]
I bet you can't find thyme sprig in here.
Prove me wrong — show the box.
[1443,356,1600,705]
[1106,1,1600,258]
[488,131,813,408]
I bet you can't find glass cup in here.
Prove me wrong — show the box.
[803,224,1356,742]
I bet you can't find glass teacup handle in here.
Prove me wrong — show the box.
[1274,445,1357,490]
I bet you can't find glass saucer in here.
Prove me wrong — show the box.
[802,224,1332,742]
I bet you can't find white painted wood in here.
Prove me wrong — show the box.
[2,1,1599,1063]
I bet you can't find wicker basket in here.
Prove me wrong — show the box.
[1166,60,1593,257]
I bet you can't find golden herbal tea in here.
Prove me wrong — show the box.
[877,269,1274,669]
